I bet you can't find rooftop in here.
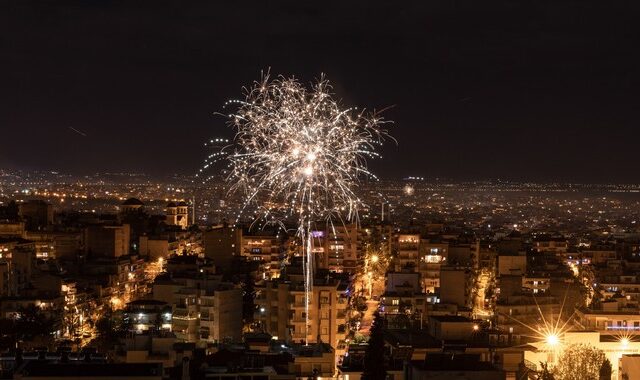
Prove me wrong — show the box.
[16,362,162,377]
[122,198,144,206]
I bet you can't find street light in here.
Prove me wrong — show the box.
[546,333,559,346]
[370,254,379,263]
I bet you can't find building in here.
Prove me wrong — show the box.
[121,198,145,214]
[620,354,640,380]
[152,270,242,343]
[575,296,640,331]
[533,235,569,254]
[18,200,53,231]
[394,234,420,271]
[497,254,526,276]
[381,271,433,327]
[427,315,478,341]
[407,354,505,380]
[171,284,242,343]
[439,267,471,308]
[13,362,163,380]
[165,201,189,230]
[84,224,131,258]
[524,331,640,380]
[240,230,285,279]
[124,299,173,333]
[0,221,26,238]
[138,236,179,260]
[0,238,35,296]
[418,241,447,293]
[313,224,361,274]
[255,277,348,359]
[203,225,241,272]
[24,230,82,260]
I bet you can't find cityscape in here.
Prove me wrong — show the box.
[1,1,638,380]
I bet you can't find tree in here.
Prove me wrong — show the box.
[362,312,387,380]
[553,344,606,380]
[538,362,555,380]
[0,318,17,350]
[95,316,113,339]
[599,358,612,380]
[242,272,256,324]
[15,305,59,342]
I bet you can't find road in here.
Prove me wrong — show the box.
[358,300,379,335]
[474,270,492,318]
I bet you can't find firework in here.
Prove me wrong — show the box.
[223,73,389,343]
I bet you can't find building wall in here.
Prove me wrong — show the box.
[0,222,26,237]
[139,237,169,260]
[18,200,53,230]
[621,355,640,380]
[386,271,421,293]
[255,281,348,354]
[84,225,130,258]
[313,224,360,274]
[203,226,241,271]
[212,288,243,341]
[439,267,470,307]
[395,234,420,271]
[497,255,526,276]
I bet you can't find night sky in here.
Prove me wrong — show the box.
[1,1,637,182]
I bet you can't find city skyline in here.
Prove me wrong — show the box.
[2,1,638,182]
[2,2,640,379]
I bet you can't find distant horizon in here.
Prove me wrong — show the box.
[4,166,640,186]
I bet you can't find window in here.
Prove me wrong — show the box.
[392,299,399,306]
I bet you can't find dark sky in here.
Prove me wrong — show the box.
[1,1,638,182]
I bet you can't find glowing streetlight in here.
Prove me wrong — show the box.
[621,337,630,347]
[546,333,560,346]
[370,254,379,263]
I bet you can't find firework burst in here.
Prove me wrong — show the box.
[222,73,390,342]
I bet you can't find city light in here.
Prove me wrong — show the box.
[546,333,560,346]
